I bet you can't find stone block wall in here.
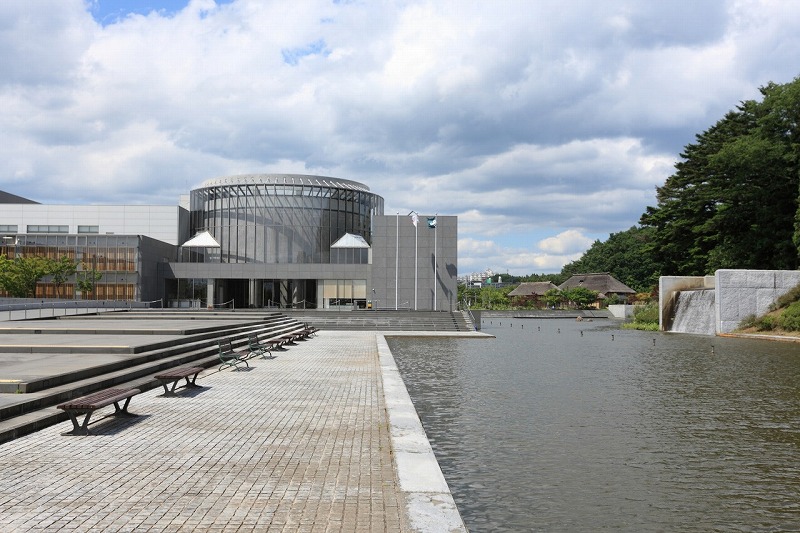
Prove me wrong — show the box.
[715,269,800,333]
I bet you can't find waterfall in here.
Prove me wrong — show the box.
[670,289,716,335]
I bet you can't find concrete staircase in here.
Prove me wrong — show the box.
[0,311,312,444]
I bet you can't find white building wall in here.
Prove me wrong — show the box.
[0,204,183,245]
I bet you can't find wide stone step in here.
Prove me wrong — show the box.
[0,312,315,443]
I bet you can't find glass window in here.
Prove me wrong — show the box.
[322,280,337,298]
[353,280,367,299]
[27,225,69,233]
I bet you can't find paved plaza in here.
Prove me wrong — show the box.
[0,330,466,532]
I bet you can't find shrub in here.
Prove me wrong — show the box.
[738,314,758,330]
[622,321,659,331]
[757,315,776,331]
[770,283,800,311]
[632,302,659,325]
[779,301,800,331]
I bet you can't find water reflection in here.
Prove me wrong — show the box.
[388,319,800,532]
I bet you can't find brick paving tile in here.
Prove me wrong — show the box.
[0,332,411,532]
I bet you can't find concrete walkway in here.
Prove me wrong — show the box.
[0,331,467,532]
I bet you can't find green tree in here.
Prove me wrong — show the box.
[76,264,103,300]
[641,77,800,274]
[481,285,513,309]
[543,288,563,309]
[560,226,659,292]
[561,286,598,309]
[458,284,482,308]
[521,272,566,285]
[49,256,78,298]
[0,256,53,298]
[0,255,14,295]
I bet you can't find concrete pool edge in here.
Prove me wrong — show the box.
[376,334,467,533]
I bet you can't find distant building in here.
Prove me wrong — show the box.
[507,281,559,308]
[559,273,636,305]
[0,174,457,310]
[457,268,495,285]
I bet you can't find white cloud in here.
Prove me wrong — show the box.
[539,230,595,255]
[1,0,800,273]
[457,229,597,275]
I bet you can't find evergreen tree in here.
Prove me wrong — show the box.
[640,77,800,274]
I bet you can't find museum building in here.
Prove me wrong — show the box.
[0,174,457,311]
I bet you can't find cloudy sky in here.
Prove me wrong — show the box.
[1,1,799,275]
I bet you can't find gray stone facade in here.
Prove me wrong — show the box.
[370,215,457,311]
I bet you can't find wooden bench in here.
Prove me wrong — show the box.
[277,333,303,345]
[217,339,250,371]
[154,366,204,396]
[299,326,318,338]
[56,388,141,435]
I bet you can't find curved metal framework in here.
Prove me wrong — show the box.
[190,174,384,264]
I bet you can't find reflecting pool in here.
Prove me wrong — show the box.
[388,319,800,532]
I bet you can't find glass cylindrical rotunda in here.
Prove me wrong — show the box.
[190,174,384,264]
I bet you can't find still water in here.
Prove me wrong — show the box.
[388,319,800,532]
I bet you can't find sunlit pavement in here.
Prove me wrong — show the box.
[0,330,466,532]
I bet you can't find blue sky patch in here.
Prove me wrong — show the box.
[89,0,233,26]
[281,40,330,66]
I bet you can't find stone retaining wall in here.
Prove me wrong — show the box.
[660,270,800,334]
[715,269,800,334]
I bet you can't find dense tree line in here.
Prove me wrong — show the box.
[457,282,601,310]
[559,76,800,292]
[560,226,659,293]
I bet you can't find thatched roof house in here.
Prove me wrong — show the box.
[507,281,559,308]
[508,282,559,297]
[558,273,636,300]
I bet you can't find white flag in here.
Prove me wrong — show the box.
[410,213,418,227]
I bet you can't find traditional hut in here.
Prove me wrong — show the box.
[508,281,559,308]
[558,273,636,306]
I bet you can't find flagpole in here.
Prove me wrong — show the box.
[408,211,419,311]
[395,213,398,310]
[434,213,437,311]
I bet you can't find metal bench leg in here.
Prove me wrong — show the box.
[63,410,93,435]
[221,360,237,371]
[112,398,137,417]
[159,379,179,397]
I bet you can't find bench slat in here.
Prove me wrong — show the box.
[57,388,140,411]
[154,366,204,380]
[154,366,204,396]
